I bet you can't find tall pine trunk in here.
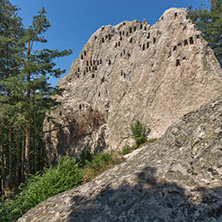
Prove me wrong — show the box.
[0,119,5,195]
[8,121,12,189]
[40,118,45,171]
[33,89,37,173]
[25,41,31,179]
[25,119,30,179]
[16,127,20,187]
[21,128,25,183]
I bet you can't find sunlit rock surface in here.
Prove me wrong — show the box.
[43,8,222,164]
[19,90,222,221]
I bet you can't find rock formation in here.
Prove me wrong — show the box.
[18,92,222,221]
[44,7,222,164]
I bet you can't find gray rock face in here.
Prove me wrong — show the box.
[18,93,222,221]
[44,7,222,164]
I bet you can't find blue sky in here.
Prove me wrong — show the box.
[10,0,210,86]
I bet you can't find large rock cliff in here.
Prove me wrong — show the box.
[44,7,222,164]
[18,92,222,221]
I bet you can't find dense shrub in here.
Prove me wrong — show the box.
[131,120,147,145]
[0,151,123,221]
[79,150,93,166]
[86,152,113,170]
[0,155,83,221]
[1,122,151,221]
[22,155,83,209]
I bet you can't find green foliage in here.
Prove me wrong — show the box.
[0,155,83,221]
[146,138,158,144]
[121,144,139,155]
[79,150,92,166]
[121,145,133,155]
[0,188,25,221]
[85,152,113,170]
[0,0,73,193]
[131,120,147,145]
[22,155,82,208]
[0,151,122,221]
[188,0,222,67]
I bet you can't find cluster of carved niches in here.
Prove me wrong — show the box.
[172,35,200,67]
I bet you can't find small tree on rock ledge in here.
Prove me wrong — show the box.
[131,120,147,145]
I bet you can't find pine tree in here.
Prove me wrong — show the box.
[0,1,72,192]
[188,0,222,67]
[0,0,25,192]
[21,7,72,177]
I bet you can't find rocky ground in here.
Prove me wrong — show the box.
[18,92,222,221]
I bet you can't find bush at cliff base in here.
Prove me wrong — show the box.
[0,155,83,222]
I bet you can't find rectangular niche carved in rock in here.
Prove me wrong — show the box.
[142,44,145,50]
[176,59,181,67]
[189,36,194,44]
[184,39,188,46]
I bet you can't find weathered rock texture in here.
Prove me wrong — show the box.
[19,92,222,221]
[44,7,222,164]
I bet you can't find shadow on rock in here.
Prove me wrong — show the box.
[66,166,222,222]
